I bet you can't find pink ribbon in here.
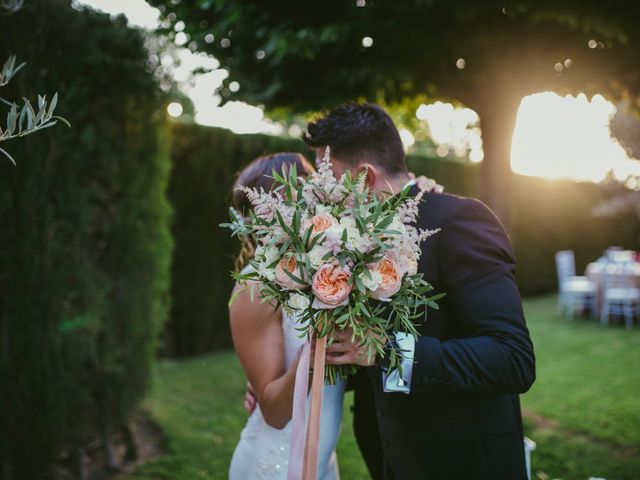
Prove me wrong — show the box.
[287,341,311,480]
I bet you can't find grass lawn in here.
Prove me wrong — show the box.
[121,296,640,480]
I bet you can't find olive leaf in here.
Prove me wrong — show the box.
[0,56,70,165]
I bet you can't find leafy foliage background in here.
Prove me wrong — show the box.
[0,1,173,476]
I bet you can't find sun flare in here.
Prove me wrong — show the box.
[510,92,639,183]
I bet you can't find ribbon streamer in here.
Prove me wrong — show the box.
[287,332,327,480]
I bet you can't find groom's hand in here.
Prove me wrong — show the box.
[325,328,385,367]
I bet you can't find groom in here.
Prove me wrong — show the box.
[304,102,536,480]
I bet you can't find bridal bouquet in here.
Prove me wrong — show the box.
[224,148,442,383]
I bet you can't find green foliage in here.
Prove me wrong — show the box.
[0,1,173,477]
[122,296,640,480]
[167,124,639,356]
[149,0,640,220]
[0,0,24,13]
[149,0,640,112]
[509,176,639,294]
[165,122,310,356]
[225,151,443,382]
[406,156,640,295]
[0,55,25,86]
[0,56,69,165]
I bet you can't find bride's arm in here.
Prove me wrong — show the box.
[229,283,300,430]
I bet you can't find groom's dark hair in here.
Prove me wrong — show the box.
[303,102,408,175]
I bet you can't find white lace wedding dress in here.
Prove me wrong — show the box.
[228,307,347,479]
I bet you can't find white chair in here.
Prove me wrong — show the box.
[607,249,635,264]
[600,267,640,328]
[555,251,596,318]
[524,436,536,480]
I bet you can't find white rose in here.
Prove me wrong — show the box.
[287,292,311,311]
[339,217,372,253]
[308,244,331,269]
[323,224,345,243]
[347,228,372,252]
[359,269,382,291]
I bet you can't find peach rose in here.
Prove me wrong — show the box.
[275,256,307,290]
[311,263,353,309]
[371,256,402,300]
[304,212,338,237]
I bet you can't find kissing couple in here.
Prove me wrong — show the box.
[227,102,535,480]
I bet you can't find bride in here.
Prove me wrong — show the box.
[228,152,347,480]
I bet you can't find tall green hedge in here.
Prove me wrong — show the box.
[167,124,639,356]
[0,2,172,478]
[405,157,640,294]
[165,123,311,356]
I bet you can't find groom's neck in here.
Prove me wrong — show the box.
[375,171,412,196]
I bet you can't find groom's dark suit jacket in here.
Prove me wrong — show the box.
[353,189,536,480]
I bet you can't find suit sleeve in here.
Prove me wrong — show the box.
[411,198,535,395]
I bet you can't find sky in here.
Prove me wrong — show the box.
[75,0,640,185]
[74,0,159,29]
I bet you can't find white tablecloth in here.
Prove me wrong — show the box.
[585,262,640,311]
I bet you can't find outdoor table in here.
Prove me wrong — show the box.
[585,260,640,313]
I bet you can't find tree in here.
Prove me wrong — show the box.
[594,105,640,220]
[149,0,640,223]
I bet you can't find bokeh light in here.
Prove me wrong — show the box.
[416,101,482,160]
[399,129,415,150]
[167,102,183,117]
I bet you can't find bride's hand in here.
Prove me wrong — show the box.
[411,173,444,193]
[243,381,257,415]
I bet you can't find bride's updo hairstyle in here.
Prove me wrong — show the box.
[232,152,314,271]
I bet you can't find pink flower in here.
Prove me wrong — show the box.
[275,256,307,290]
[312,263,353,309]
[371,256,403,300]
[304,212,338,237]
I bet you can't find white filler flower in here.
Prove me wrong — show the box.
[287,292,311,311]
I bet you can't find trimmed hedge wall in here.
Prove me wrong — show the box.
[165,123,312,356]
[167,124,639,356]
[0,2,172,477]
[405,157,640,294]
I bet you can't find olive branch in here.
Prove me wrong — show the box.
[0,55,70,165]
[0,0,24,13]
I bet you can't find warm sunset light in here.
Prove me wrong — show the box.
[9,2,640,479]
[511,92,640,182]
[77,0,640,186]
[416,102,484,162]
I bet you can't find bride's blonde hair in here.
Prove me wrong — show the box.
[232,152,315,271]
